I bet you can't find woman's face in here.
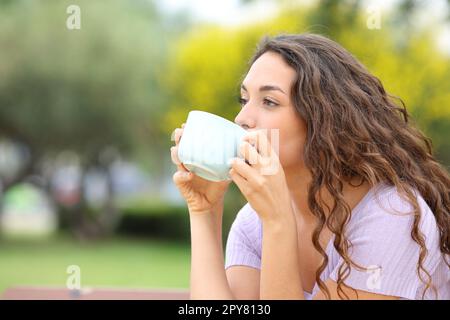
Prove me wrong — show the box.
[235,51,307,170]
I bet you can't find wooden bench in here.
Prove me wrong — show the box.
[2,286,190,300]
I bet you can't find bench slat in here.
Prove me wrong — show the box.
[2,286,190,300]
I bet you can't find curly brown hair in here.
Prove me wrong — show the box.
[247,33,450,299]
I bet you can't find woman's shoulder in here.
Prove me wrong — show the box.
[348,182,443,264]
[336,182,448,299]
[229,203,263,244]
[354,182,436,223]
[225,203,263,270]
[234,202,262,228]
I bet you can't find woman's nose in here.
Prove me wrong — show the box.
[234,106,256,130]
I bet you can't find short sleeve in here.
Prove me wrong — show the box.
[225,203,262,270]
[328,187,442,300]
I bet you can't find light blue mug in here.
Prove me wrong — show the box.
[177,110,247,182]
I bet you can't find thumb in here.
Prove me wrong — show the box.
[172,170,193,186]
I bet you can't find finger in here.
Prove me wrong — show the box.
[175,128,183,145]
[229,168,248,193]
[173,170,193,185]
[170,146,181,165]
[230,157,260,186]
[171,128,184,145]
[170,146,189,172]
[239,141,262,167]
[244,130,272,158]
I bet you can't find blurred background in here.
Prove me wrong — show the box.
[0,0,449,294]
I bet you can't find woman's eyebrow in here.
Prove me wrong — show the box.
[241,84,286,95]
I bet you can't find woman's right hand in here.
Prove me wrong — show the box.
[171,123,231,215]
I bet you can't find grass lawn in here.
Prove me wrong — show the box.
[0,233,191,295]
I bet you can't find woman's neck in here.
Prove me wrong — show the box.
[284,164,371,224]
[284,165,316,222]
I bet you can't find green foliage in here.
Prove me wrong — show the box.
[0,0,170,158]
[163,2,450,167]
[161,10,309,134]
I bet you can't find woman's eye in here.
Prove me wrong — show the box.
[263,98,278,107]
[237,96,278,108]
[238,97,248,107]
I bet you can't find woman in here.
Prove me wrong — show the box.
[170,34,449,300]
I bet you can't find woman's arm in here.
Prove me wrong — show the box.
[189,202,235,300]
[229,130,307,299]
[260,217,305,300]
[171,123,234,299]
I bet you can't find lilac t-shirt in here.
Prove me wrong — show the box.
[225,182,449,300]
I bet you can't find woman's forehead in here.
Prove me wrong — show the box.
[243,52,296,91]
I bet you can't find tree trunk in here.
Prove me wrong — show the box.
[70,159,120,241]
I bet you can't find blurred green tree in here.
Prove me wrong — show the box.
[0,0,184,238]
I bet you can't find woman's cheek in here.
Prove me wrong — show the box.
[278,138,305,168]
[278,143,296,167]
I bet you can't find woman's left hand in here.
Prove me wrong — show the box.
[229,130,295,225]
